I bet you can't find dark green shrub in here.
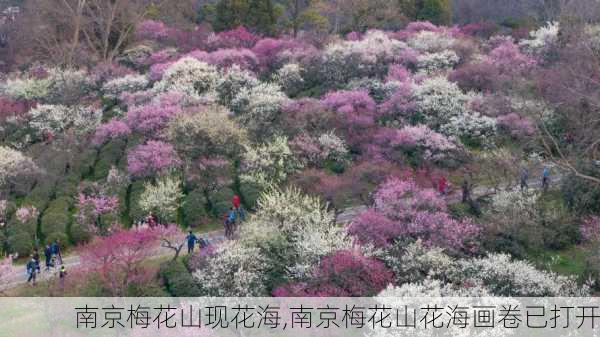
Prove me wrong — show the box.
[23,180,55,211]
[69,221,91,245]
[128,180,147,223]
[561,166,600,215]
[41,197,71,241]
[75,149,98,178]
[7,230,34,256]
[94,139,126,181]
[208,187,235,217]
[240,182,261,210]
[183,189,210,227]
[55,174,80,199]
[159,259,202,296]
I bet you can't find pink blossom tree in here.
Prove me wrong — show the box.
[321,90,378,147]
[273,250,394,296]
[15,205,38,224]
[348,177,480,251]
[127,141,181,178]
[92,119,132,146]
[78,227,162,296]
[208,27,260,50]
[125,99,181,133]
[76,192,120,235]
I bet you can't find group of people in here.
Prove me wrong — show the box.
[184,195,247,254]
[520,166,551,192]
[26,239,66,286]
[224,194,245,239]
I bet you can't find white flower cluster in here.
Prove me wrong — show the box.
[274,63,304,95]
[194,241,270,296]
[153,57,219,98]
[317,132,349,163]
[194,187,350,295]
[1,68,94,104]
[519,21,560,54]
[139,175,183,223]
[102,74,149,100]
[0,146,38,186]
[408,30,456,53]
[215,65,258,106]
[489,188,539,216]
[28,104,102,137]
[1,77,51,101]
[241,135,302,189]
[325,30,407,65]
[441,111,497,146]
[413,76,470,127]
[417,50,460,74]
[231,82,288,136]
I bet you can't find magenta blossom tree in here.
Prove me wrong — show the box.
[92,119,131,146]
[273,250,394,297]
[78,227,162,295]
[348,177,480,251]
[125,98,181,133]
[127,141,181,178]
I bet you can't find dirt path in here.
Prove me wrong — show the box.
[1,175,559,291]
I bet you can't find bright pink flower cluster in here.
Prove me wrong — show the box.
[125,96,181,132]
[272,250,394,297]
[209,27,260,50]
[136,20,170,41]
[92,119,132,146]
[485,41,536,74]
[322,90,377,128]
[127,141,180,177]
[348,177,479,251]
[77,194,119,217]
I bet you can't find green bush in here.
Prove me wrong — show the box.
[561,166,600,215]
[69,221,91,245]
[7,230,34,256]
[55,174,80,199]
[94,139,126,181]
[74,149,98,178]
[41,197,72,241]
[22,180,55,211]
[208,187,235,217]
[128,180,148,223]
[183,189,210,228]
[159,259,202,296]
[240,182,261,210]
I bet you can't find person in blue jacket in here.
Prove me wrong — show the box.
[186,230,198,254]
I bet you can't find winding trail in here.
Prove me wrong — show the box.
[0,175,559,292]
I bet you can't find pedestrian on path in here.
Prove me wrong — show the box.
[26,255,37,286]
[44,244,53,271]
[520,167,529,191]
[186,230,198,254]
[438,176,448,196]
[59,265,67,288]
[461,178,471,203]
[232,194,241,209]
[542,166,550,192]
[51,240,62,265]
[32,249,40,273]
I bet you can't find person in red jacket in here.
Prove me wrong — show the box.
[232,194,241,209]
[438,176,448,196]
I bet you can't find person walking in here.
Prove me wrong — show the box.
[438,176,448,196]
[226,207,237,239]
[520,167,529,191]
[185,230,198,254]
[232,194,241,209]
[542,166,550,192]
[461,178,471,203]
[59,265,67,288]
[44,244,53,271]
[51,240,62,265]
[32,249,40,274]
[26,256,37,286]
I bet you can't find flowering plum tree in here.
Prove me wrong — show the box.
[78,227,162,296]
[76,192,119,235]
[127,141,180,178]
[138,175,183,223]
[348,177,479,251]
[273,250,394,296]
[92,119,131,146]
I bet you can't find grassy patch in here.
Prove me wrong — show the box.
[527,245,590,277]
